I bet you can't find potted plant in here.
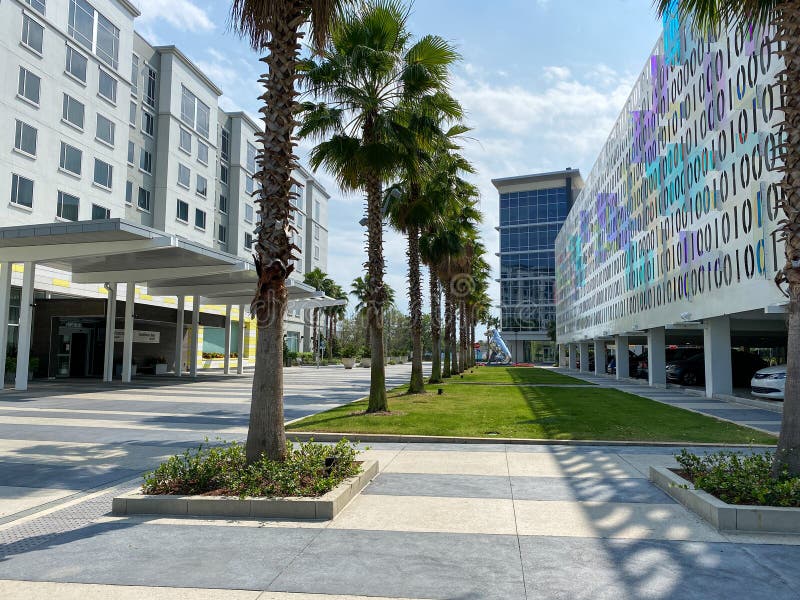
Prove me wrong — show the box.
[339,342,358,369]
[154,356,168,375]
[359,346,371,368]
[28,357,40,381]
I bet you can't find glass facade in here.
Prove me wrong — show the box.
[499,185,570,332]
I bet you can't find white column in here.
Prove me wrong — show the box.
[579,342,590,373]
[647,326,667,387]
[223,304,232,375]
[190,297,199,377]
[704,316,732,397]
[594,340,607,375]
[568,343,577,369]
[121,282,135,383]
[175,296,185,377]
[558,344,566,367]
[237,304,245,375]
[15,262,35,390]
[0,263,12,386]
[103,283,117,382]
[615,335,629,380]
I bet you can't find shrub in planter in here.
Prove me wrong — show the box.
[676,449,800,507]
[142,439,361,498]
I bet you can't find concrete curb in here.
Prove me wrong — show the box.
[649,466,800,533]
[284,431,775,448]
[111,460,378,520]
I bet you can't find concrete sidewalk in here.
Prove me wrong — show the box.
[556,368,783,436]
[2,442,800,599]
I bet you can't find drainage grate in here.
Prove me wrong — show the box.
[0,480,138,559]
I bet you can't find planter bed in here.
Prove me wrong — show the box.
[113,460,377,520]
[650,465,800,533]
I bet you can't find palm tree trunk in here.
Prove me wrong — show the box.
[364,171,387,412]
[312,308,318,355]
[458,301,466,373]
[407,225,424,393]
[449,289,458,375]
[773,1,800,477]
[246,6,305,463]
[429,266,442,383]
[443,284,451,378]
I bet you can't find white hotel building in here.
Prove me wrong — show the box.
[0,0,332,387]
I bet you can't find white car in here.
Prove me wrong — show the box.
[751,365,786,400]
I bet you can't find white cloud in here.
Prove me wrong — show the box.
[543,65,571,81]
[135,0,214,33]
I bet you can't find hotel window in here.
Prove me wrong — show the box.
[314,200,320,220]
[11,174,34,209]
[93,159,113,189]
[68,0,119,69]
[129,101,136,126]
[244,204,253,223]
[197,141,208,165]
[246,143,257,173]
[219,194,228,214]
[314,224,320,240]
[25,0,46,15]
[125,180,132,204]
[59,142,82,176]
[57,191,79,221]
[194,208,206,230]
[314,245,320,260]
[95,114,115,146]
[127,141,135,164]
[196,174,207,198]
[178,164,190,188]
[246,175,255,195]
[62,94,85,129]
[65,45,87,82]
[14,121,37,157]
[92,204,110,219]
[17,67,40,106]
[144,65,157,107]
[98,69,117,103]
[141,111,154,137]
[180,86,209,138]
[220,164,229,184]
[218,224,227,243]
[130,54,139,96]
[244,233,253,249]
[220,128,230,161]
[179,128,192,153]
[137,187,150,211]
[176,199,189,222]
[22,15,44,54]
[139,149,152,174]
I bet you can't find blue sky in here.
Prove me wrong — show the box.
[132,0,663,314]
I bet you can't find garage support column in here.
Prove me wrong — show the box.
[615,335,629,380]
[237,304,245,375]
[568,343,577,370]
[190,297,199,378]
[558,344,566,367]
[121,282,136,384]
[703,316,732,397]
[0,263,12,386]
[15,262,35,390]
[175,296,185,377]
[103,283,117,382]
[579,342,590,373]
[594,340,607,375]
[223,304,232,375]
[647,326,667,387]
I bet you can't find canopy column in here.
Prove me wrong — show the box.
[121,282,136,383]
[103,283,117,382]
[615,335,629,380]
[15,262,36,391]
[175,295,185,377]
[223,304,232,375]
[0,263,12,386]
[237,304,245,375]
[190,297,199,377]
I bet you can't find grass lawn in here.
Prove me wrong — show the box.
[287,383,776,444]
[447,366,592,385]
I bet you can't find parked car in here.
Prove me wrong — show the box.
[751,365,786,400]
[607,350,642,377]
[666,351,767,387]
[637,347,701,380]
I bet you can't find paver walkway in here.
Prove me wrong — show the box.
[556,368,783,435]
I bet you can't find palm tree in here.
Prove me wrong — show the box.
[303,267,329,354]
[654,0,800,477]
[299,0,459,412]
[230,0,350,462]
